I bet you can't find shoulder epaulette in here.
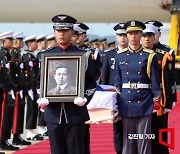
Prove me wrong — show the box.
[117,48,128,54]
[155,49,166,55]
[143,48,154,54]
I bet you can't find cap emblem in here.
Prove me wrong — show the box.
[131,21,135,27]
[58,16,67,21]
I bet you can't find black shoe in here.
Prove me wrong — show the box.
[0,140,19,151]
[27,134,44,141]
[0,152,5,154]
[13,136,31,145]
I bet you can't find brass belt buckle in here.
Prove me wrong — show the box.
[130,83,137,89]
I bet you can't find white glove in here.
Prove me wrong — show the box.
[74,97,87,106]
[5,63,10,69]
[8,89,15,100]
[20,63,24,69]
[28,61,33,67]
[37,97,49,106]
[37,97,49,112]
[28,89,34,100]
[19,90,23,99]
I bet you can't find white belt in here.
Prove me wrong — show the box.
[122,83,150,89]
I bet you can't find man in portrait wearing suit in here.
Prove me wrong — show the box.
[48,65,76,95]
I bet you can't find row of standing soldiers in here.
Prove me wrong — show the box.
[0,32,57,151]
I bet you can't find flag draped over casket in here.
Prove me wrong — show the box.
[87,84,118,111]
[86,85,118,123]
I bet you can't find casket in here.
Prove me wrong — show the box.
[86,85,118,124]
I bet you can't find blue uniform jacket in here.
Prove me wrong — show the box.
[114,47,161,117]
[101,47,118,85]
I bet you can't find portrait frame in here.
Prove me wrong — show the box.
[40,52,86,102]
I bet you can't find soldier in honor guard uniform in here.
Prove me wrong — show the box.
[35,34,48,137]
[46,34,57,49]
[114,20,161,154]
[99,38,108,52]
[38,14,96,154]
[145,20,177,154]
[101,22,128,154]
[10,32,31,145]
[0,31,20,150]
[22,35,43,141]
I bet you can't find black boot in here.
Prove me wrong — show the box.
[0,140,19,150]
[13,134,31,145]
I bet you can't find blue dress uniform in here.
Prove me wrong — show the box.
[114,46,161,154]
[43,14,96,154]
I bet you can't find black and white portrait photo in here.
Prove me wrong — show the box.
[47,60,77,95]
[40,52,85,102]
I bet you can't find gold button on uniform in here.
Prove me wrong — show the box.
[140,53,142,56]
[126,72,129,74]
[138,101,140,103]
[128,100,131,103]
[139,62,141,64]
[138,72,140,74]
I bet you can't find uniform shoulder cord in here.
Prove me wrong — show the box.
[157,52,173,116]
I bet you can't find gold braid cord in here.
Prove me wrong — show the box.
[157,52,173,116]
[147,52,156,79]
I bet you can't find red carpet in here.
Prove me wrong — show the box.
[13,92,180,154]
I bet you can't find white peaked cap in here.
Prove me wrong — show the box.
[24,35,37,42]
[143,24,158,34]
[73,24,84,34]
[36,34,47,41]
[46,34,55,40]
[0,31,14,39]
[13,32,24,39]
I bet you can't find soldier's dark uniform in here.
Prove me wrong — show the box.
[22,49,40,132]
[0,43,19,150]
[10,39,31,145]
[145,20,177,154]
[152,42,176,154]
[43,15,96,154]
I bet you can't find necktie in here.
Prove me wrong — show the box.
[56,87,61,94]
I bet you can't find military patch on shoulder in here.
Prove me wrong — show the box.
[155,49,166,55]
[143,48,154,54]
[117,48,128,54]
